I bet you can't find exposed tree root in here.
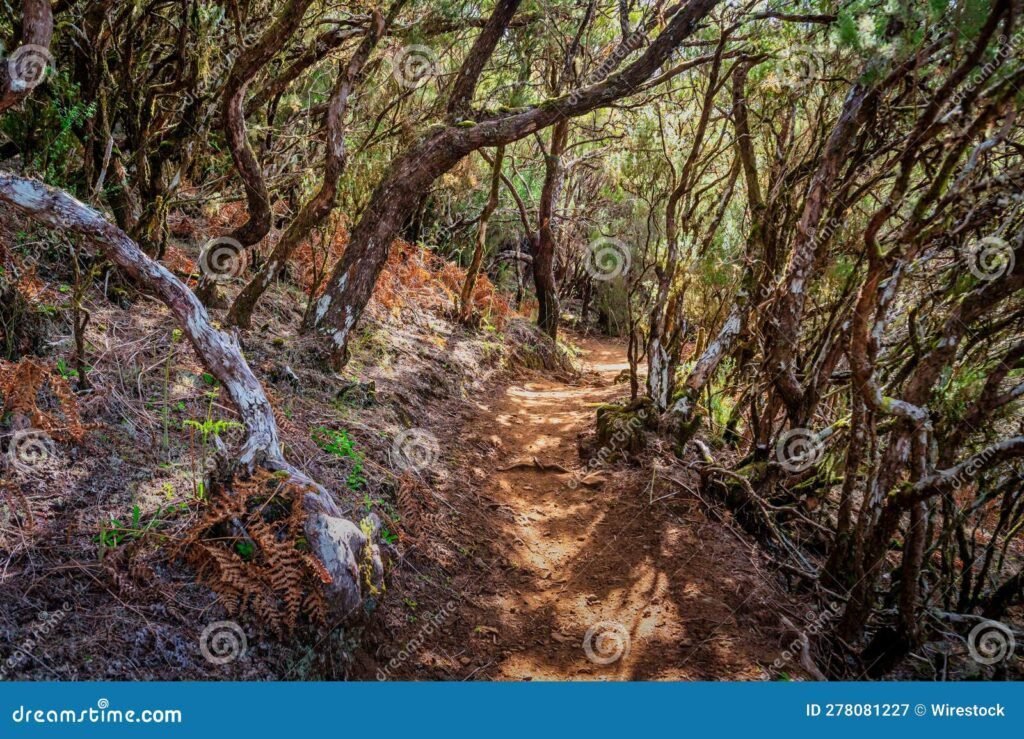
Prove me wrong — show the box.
[496,457,570,473]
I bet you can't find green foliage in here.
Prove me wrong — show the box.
[934,364,989,422]
[55,358,79,381]
[95,502,185,555]
[0,69,95,190]
[312,426,367,490]
[183,417,243,440]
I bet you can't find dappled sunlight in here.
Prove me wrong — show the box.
[425,336,786,681]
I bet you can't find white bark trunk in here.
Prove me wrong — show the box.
[0,172,380,613]
[671,302,744,418]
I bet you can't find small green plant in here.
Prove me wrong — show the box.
[234,540,256,560]
[312,426,366,489]
[95,503,183,554]
[184,411,243,500]
[55,358,79,381]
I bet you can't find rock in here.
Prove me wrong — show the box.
[590,397,658,461]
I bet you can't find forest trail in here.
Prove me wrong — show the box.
[379,336,790,681]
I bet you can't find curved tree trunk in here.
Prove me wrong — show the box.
[305,0,723,368]
[0,172,381,614]
[301,127,476,363]
[668,61,762,427]
[227,5,398,327]
[196,0,316,305]
[646,38,726,409]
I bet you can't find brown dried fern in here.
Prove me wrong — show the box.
[184,470,328,635]
[0,358,85,440]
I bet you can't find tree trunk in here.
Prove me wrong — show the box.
[763,84,869,421]
[0,172,381,615]
[302,128,476,364]
[667,60,763,427]
[646,35,725,409]
[534,120,568,339]
[0,0,54,114]
[227,6,396,327]
[306,0,723,367]
[196,0,316,305]
[459,145,505,323]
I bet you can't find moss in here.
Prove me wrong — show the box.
[672,414,703,457]
[733,461,769,479]
[593,397,657,459]
[358,517,384,598]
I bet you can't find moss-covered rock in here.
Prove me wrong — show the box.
[591,397,658,461]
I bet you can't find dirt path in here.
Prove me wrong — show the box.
[371,335,794,680]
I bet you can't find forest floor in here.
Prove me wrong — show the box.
[2,210,802,681]
[366,335,799,680]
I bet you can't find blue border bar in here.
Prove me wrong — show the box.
[1,682,1020,737]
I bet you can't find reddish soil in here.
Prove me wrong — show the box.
[366,336,799,680]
